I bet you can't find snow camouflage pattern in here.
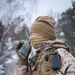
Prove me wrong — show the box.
[14,40,75,75]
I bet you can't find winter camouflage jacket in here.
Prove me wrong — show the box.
[14,39,75,75]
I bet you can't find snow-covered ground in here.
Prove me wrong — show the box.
[0,51,18,75]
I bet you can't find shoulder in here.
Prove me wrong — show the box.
[40,39,69,51]
[41,39,75,59]
[56,48,75,59]
[56,48,75,75]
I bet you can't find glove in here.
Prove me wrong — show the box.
[18,40,31,59]
[16,41,28,65]
[16,41,24,53]
[16,41,31,65]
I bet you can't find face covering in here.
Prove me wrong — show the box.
[29,34,48,50]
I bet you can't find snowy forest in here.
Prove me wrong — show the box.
[0,0,75,75]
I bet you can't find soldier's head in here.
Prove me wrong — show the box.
[29,16,56,50]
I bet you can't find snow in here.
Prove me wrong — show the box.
[0,64,4,74]
[11,54,18,60]
[5,54,18,64]
[0,64,3,69]
[5,58,12,64]
[59,32,64,36]
[5,37,13,50]
[0,70,4,74]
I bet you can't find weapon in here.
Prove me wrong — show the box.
[18,25,31,59]
[45,51,61,70]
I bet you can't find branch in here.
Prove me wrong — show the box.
[0,51,15,61]
[0,2,19,52]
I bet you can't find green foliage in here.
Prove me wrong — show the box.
[57,1,75,56]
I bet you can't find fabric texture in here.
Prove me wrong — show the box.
[29,33,49,50]
[31,39,75,75]
[56,48,75,75]
[30,16,56,40]
[14,39,75,75]
[14,65,28,75]
[41,39,70,52]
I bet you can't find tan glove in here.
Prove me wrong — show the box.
[16,41,24,53]
[16,41,31,65]
[14,41,30,75]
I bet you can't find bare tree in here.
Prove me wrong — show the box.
[0,2,20,52]
[47,9,58,19]
[0,0,39,52]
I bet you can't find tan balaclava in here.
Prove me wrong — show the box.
[30,16,56,50]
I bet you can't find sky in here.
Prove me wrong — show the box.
[31,0,72,23]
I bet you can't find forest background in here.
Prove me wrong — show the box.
[0,0,75,75]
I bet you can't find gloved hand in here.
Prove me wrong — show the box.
[18,40,31,59]
[16,41,31,65]
[16,41,24,53]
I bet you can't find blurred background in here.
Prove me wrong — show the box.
[0,0,75,75]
